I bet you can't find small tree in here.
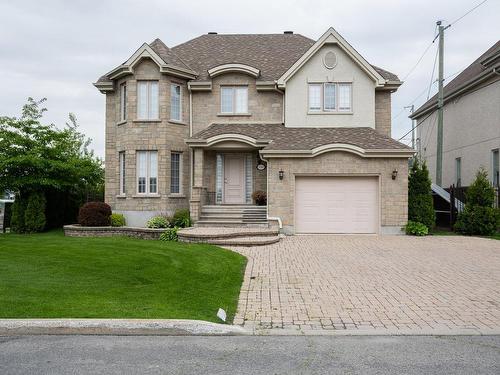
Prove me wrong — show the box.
[408,159,435,230]
[10,194,27,233]
[24,191,47,233]
[455,168,500,235]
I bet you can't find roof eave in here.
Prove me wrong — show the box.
[411,66,499,119]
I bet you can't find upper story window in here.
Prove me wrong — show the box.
[137,81,159,120]
[492,149,499,187]
[170,84,182,121]
[119,83,127,122]
[137,150,158,194]
[455,157,462,187]
[308,82,352,113]
[221,86,248,114]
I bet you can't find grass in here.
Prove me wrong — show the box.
[0,230,247,323]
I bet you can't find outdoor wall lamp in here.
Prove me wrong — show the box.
[278,169,284,180]
[392,169,398,180]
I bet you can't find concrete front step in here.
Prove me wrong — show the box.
[195,221,269,228]
[206,236,280,246]
[178,227,281,246]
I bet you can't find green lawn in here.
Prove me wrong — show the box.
[0,230,247,323]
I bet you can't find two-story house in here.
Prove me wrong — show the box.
[411,41,500,189]
[94,28,414,234]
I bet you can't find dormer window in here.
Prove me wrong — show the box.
[221,86,248,114]
[308,82,352,113]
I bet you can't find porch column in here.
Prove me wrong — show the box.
[190,148,205,222]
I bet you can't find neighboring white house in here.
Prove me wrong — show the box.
[411,41,500,188]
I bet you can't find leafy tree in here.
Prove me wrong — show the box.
[0,98,103,196]
[454,168,500,235]
[408,159,435,230]
[0,98,104,230]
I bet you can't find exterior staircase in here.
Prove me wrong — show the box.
[180,205,280,246]
[196,205,268,227]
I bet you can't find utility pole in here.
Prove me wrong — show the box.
[436,20,446,186]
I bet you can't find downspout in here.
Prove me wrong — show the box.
[189,88,194,190]
[259,151,283,230]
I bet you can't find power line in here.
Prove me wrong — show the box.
[448,0,489,27]
[427,43,439,99]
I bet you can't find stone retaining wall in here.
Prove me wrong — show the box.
[63,225,165,240]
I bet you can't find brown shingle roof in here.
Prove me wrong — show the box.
[412,40,500,118]
[149,38,192,71]
[97,33,400,84]
[171,33,400,82]
[190,123,412,151]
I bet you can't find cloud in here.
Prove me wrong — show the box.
[1,0,498,155]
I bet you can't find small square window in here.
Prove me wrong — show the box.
[220,86,248,114]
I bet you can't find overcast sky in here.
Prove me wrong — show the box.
[1,0,498,157]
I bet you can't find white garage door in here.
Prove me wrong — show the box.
[295,176,379,234]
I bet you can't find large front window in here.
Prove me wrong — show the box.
[136,151,158,194]
[308,82,352,112]
[221,86,248,114]
[137,81,159,120]
[493,149,499,187]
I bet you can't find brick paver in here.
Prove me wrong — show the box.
[231,235,500,334]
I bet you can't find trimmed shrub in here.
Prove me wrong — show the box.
[78,202,111,227]
[405,221,429,236]
[24,191,46,233]
[160,226,179,241]
[252,190,267,206]
[110,213,126,227]
[146,216,170,229]
[171,209,191,228]
[454,169,500,236]
[10,195,27,233]
[408,159,435,229]
[454,206,499,236]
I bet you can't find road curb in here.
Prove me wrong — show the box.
[0,319,249,336]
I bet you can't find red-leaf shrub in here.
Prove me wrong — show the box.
[78,202,111,227]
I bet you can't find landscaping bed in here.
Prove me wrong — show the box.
[63,224,165,240]
[0,230,246,323]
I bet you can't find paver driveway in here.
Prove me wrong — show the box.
[231,235,500,335]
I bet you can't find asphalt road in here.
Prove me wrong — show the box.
[1,335,499,374]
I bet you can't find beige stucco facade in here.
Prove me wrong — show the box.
[417,78,500,187]
[284,44,376,128]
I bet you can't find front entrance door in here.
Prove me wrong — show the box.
[224,154,246,204]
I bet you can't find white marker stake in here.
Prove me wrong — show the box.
[217,308,227,322]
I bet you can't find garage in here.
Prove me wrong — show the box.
[295,176,379,234]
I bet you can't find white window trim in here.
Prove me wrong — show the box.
[119,151,126,195]
[137,80,159,120]
[170,83,182,122]
[308,82,352,113]
[170,152,183,195]
[220,86,249,114]
[119,82,127,122]
[136,150,158,195]
[308,83,322,112]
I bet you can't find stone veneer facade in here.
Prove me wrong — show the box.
[102,58,405,231]
[266,152,408,234]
